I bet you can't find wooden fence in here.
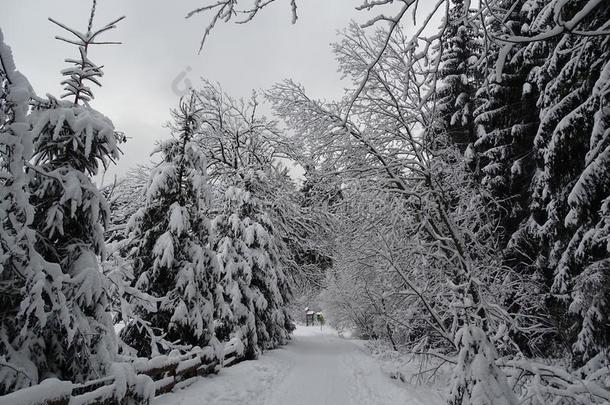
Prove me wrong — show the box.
[0,338,246,405]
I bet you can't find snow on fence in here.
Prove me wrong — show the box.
[0,338,246,405]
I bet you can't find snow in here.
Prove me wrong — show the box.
[152,326,444,405]
[175,357,202,374]
[169,203,189,235]
[0,378,72,405]
[153,231,174,268]
[224,337,245,358]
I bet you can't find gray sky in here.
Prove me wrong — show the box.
[1,0,373,182]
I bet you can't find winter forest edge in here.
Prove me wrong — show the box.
[0,0,609,404]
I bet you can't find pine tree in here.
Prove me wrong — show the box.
[473,0,541,238]
[185,81,294,356]
[21,8,124,383]
[523,0,610,366]
[212,170,293,358]
[121,94,221,359]
[463,1,556,357]
[243,171,292,350]
[212,185,259,358]
[435,0,481,154]
[0,28,34,392]
[0,28,68,394]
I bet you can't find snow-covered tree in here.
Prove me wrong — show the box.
[281,167,335,295]
[519,0,610,367]
[211,184,258,357]
[0,29,32,392]
[459,0,554,359]
[121,94,221,358]
[212,170,292,358]
[472,0,541,236]
[0,28,66,394]
[187,82,293,355]
[435,0,481,153]
[100,164,156,356]
[102,164,150,244]
[192,80,280,183]
[18,9,124,384]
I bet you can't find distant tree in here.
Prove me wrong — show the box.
[281,167,336,294]
[102,164,150,244]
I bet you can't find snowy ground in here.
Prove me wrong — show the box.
[153,325,445,405]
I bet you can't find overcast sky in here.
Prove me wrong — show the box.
[1,1,434,183]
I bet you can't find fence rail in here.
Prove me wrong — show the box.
[0,338,246,405]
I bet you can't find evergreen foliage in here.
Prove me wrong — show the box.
[20,9,125,383]
[436,0,481,153]
[212,173,294,358]
[0,27,54,394]
[121,94,221,358]
[523,0,610,366]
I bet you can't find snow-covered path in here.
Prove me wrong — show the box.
[153,326,443,405]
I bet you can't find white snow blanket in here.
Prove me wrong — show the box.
[153,326,444,405]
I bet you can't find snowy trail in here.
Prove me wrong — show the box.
[153,326,443,405]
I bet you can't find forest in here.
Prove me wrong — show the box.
[0,0,609,404]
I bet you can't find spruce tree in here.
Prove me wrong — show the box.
[467,0,559,358]
[212,170,293,358]
[22,8,124,383]
[0,28,67,394]
[435,0,481,154]
[243,171,292,350]
[212,184,258,358]
[121,94,221,358]
[0,29,33,392]
[524,0,610,366]
[473,0,541,238]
